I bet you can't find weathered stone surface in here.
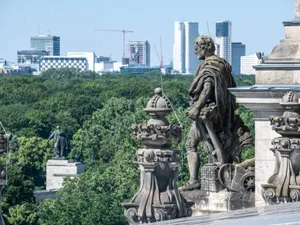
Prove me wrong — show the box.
[152,201,300,225]
[230,86,300,207]
[122,88,193,224]
[180,189,254,217]
[46,159,85,191]
[266,39,300,60]
[255,69,300,85]
[285,25,300,39]
[261,92,300,204]
[181,35,253,193]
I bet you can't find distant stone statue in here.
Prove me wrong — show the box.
[181,35,252,191]
[47,126,69,159]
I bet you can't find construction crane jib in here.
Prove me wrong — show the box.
[94,29,133,60]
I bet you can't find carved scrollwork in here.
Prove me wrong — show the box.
[154,209,166,221]
[290,189,300,202]
[262,91,300,204]
[270,115,300,134]
[132,124,182,142]
[123,89,193,224]
[124,208,139,224]
[186,207,193,217]
[262,188,276,204]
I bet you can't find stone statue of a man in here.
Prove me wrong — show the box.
[181,35,251,191]
[47,126,69,159]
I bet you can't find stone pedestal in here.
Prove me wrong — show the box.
[46,159,85,191]
[254,3,300,85]
[122,88,193,224]
[230,86,300,207]
[181,189,254,217]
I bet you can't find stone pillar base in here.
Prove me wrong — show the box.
[180,189,254,217]
[46,159,85,191]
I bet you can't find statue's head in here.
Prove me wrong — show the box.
[56,125,60,130]
[194,35,215,60]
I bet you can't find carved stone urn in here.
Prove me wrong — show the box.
[262,91,300,204]
[122,88,193,224]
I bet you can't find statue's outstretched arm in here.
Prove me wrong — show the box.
[46,132,54,144]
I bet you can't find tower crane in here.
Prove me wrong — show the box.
[94,29,133,62]
[154,37,164,69]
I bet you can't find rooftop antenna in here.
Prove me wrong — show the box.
[206,21,211,36]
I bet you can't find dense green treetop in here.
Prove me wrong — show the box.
[0,69,255,224]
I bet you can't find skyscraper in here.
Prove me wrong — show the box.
[128,41,150,67]
[173,21,199,74]
[173,22,185,74]
[231,42,246,75]
[30,35,60,56]
[215,21,232,64]
[184,22,199,74]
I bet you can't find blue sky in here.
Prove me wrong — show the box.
[0,0,294,66]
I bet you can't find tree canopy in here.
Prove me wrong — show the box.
[0,69,255,224]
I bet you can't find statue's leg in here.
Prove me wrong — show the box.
[54,147,59,158]
[180,121,202,191]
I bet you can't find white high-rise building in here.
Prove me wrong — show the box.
[241,53,260,75]
[173,22,185,74]
[215,21,232,64]
[184,22,199,74]
[173,21,199,74]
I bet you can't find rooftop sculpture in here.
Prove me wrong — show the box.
[181,35,253,193]
[122,88,193,224]
[262,91,300,204]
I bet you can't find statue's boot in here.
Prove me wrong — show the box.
[180,152,200,191]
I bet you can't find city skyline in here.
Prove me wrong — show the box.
[0,0,293,66]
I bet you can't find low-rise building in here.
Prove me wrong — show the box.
[67,52,96,71]
[0,58,7,68]
[17,50,49,64]
[241,53,261,75]
[120,65,160,74]
[95,61,123,73]
[40,56,88,72]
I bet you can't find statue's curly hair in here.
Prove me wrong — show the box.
[194,35,215,55]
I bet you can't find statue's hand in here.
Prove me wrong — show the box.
[186,107,199,120]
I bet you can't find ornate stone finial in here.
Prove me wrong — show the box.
[295,0,300,19]
[133,87,181,148]
[262,91,300,204]
[144,87,172,116]
[122,88,193,224]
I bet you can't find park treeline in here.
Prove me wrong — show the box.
[0,69,255,225]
